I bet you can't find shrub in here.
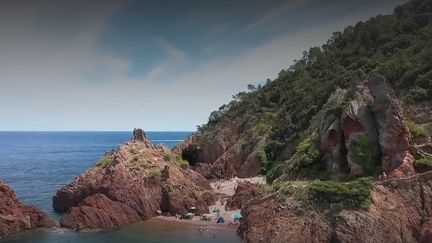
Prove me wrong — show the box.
[307,177,373,212]
[176,157,190,169]
[288,136,323,177]
[405,86,428,103]
[148,168,161,178]
[414,156,432,173]
[348,134,373,168]
[255,149,268,165]
[163,153,175,162]
[407,121,430,138]
[266,164,284,184]
[96,154,114,167]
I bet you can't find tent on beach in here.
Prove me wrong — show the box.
[217,216,225,224]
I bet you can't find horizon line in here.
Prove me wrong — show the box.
[0,130,194,133]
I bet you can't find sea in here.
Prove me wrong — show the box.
[0,131,240,243]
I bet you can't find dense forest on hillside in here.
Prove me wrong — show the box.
[194,0,432,182]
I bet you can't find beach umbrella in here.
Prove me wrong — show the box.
[231,213,242,219]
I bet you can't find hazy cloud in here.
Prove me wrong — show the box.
[243,0,308,32]
[0,0,407,131]
[144,37,187,81]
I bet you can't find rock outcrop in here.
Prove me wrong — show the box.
[173,125,263,179]
[53,129,216,231]
[176,72,417,180]
[0,180,55,238]
[225,182,260,211]
[239,172,432,243]
[308,72,415,178]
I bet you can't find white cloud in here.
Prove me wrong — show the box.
[242,0,308,32]
[143,37,187,81]
[0,0,407,131]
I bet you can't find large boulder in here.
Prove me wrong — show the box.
[225,181,260,210]
[53,129,216,231]
[0,180,55,238]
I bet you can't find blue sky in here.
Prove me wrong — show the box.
[0,0,407,131]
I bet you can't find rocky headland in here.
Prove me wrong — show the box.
[52,129,216,231]
[0,179,55,238]
[48,0,432,241]
[186,72,432,242]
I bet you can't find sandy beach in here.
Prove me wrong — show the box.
[156,176,266,228]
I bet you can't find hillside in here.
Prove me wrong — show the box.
[174,0,432,182]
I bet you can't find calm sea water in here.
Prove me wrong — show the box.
[0,131,240,243]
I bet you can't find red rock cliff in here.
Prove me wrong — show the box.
[0,180,55,238]
[239,172,432,243]
[53,129,216,231]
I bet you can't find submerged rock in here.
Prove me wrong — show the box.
[53,129,216,231]
[0,179,55,238]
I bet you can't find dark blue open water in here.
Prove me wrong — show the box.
[0,132,240,243]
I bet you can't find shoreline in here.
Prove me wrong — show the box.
[151,177,266,232]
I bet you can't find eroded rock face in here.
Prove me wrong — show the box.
[172,121,261,179]
[0,180,55,238]
[239,198,331,242]
[53,129,216,231]
[310,72,414,178]
[239,172,432,243]
[133,128,147,142]
[225,182,260,211]
[366,74,415,177]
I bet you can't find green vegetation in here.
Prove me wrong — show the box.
[195,0,432,182]
[289,137,322,171]
[177,157,190,169]
[266,136,325,183]
[163,153,176,162]
[271,181,309,203]
[348,134,375,172]
[414,156,432,172]
[270,178,373,217]
[96,154,114,167]
[307,177,373,214]
[148,168,162,178]
[407,121,431,138]
[164,152,190,169]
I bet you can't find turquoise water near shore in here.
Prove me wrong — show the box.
[0,131,241,242]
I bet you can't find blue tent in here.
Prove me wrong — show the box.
[232,213,243,219]
[217,216,225,224]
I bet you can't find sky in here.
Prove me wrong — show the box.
[0,0,407,131]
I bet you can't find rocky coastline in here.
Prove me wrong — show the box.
[52,129,216,231]
[0,179,55,239]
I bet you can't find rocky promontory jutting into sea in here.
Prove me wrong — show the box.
[2,0,432,242]
[0,180,55,238]
[52,129,216,231]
